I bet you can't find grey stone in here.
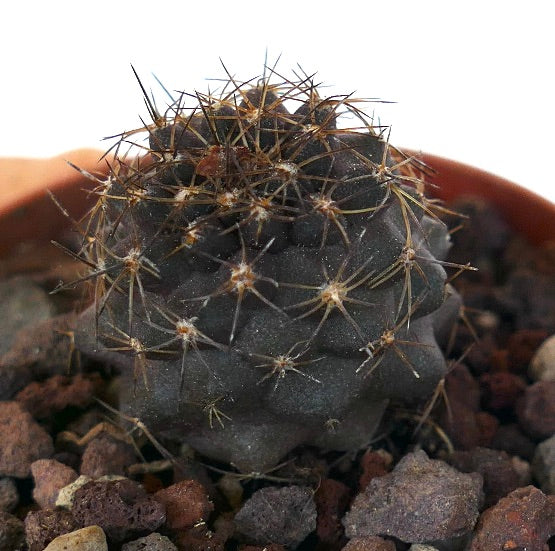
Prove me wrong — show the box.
[532,433,555,494]
[343,450,483,544]
[235,485,316,548]
[0,477,18,512]
[121,532,177,550]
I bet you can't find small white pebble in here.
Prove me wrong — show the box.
[529,334,555,381]
[475,310,499,331]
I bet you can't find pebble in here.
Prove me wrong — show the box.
[0,359,31,402]
[0,510,25,550]
[516,380,555,439]
[469,485,555,550]
[121,532,177,550]
[529,333,555,381]
[439,364,497,449]
[491,423,536,460]
[80,433,137,478]
[314,478,351,546]
[234,485,317,548]
[0,277,53,357]
[479,371,526,411]
[0,477,18,512]
[408,546,440,551]
[0,401,54,478]
[217,473,243,510]
[506,329,548,373]
[154,479,213,531]
[0,312,77,384]
[174,524,229,551]
[24,508,77,551]
[15,374,99,419]
[56,475,93,508]
[343,450,483,544]
[43,525,108,551]
[55,474,126,509]
[450,447,523,507]
[31,458,78,509]
[531,433,555,494]
[358,449,392,490]
[71,478,166,542]
[341,535,396,550]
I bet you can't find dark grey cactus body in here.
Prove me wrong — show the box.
[73,73,461,472]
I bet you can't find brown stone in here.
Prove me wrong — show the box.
[154,479,213,531]
[0,401,54,478]
[470,486,555,551]
[31,458,78,509]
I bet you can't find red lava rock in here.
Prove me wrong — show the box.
[174,526,227,551]
[441,402,497,451]
[489,348,509,372]
[450,448,522,508]
[465,334,500,375]
[154,479,213,531]
[0,510,25,550]
[480,371,526,410]
[358,449,392,490]
[474,411,499,447]
[341,535,396,550]
[444,363,481,411]
[0,477,19,512]
[71,478,166,542]
[439,363,495,450]
[24,508,77,551]
[469,486,555,551]
[234,485,317,548]
[314,478,351,546]
[80,432,137,478]
[31,458,78,509]
[491,423,537,460]
[506,329,548,373]
[516,380,555,439]
[15,374,100,419]
[0,401,54,478]
[343,450,483,544]
[141,472,165,494]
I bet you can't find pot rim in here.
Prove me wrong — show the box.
[402,149,555,245]
[0,148,553,257]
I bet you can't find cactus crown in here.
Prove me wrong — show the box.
[65,65,467,472]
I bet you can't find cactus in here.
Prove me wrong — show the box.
[65,66,467,472]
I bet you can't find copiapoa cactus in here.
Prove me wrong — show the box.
[62,65,469,472]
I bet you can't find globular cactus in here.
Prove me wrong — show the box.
[67,67,466,472]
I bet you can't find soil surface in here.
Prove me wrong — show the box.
[0,196,554,551]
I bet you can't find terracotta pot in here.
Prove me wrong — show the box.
[0,149,111,257]
[403,150,555,246]
[0,149,554,257]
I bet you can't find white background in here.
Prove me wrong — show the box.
[2,0,553,204]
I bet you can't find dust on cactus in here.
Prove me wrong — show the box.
[58,64,471,472]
